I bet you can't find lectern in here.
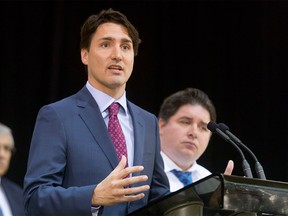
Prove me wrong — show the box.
[128,174,288,216]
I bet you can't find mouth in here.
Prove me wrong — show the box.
[0,162,7,167]
[108,65,123,72]
[183,141,197,150]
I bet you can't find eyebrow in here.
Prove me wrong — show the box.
[0,143,13,147]
[179,116,209,125]
[100,36,132,44]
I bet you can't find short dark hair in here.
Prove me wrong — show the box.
[158,88,216,122]
[80,8,141,56]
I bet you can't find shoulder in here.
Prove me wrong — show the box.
[2,177,25,214]
[2,177,22,192]
[48,86,91,107]
[38,86,94,114]
[127,101,156,119]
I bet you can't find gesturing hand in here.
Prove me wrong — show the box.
[91,156,150,206]
[224,160,234,175]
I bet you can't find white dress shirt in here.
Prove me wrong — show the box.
[86,81,134,167]
[160,151,211,192]
[86,82,134,215]
[0,178,13,216]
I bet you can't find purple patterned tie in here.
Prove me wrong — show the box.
[108,102,128,165]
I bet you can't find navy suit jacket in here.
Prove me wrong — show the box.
[23,86,169,216]
[1,177,25,215]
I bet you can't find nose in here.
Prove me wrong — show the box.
[188,124,198,139]
[0,146,5,157]
[111,46,122,62]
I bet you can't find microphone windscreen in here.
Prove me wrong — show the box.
[218,123,230,131]
[207,121,218,133]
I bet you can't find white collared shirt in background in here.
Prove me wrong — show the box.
[0,178,13,216]
[161,151,211,192]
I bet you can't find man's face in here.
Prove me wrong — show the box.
[0,133,13,176]
[159,104,212,170]
[81,22,134,98]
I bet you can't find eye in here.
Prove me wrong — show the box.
[121,44,131,51]
[179,119,190,125]
[199,124,208,132]
[202,126,208,131]
[100,42,110,48]
[1,144,13,153]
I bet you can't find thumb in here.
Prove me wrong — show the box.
[224,160,234,175]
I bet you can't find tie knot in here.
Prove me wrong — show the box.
[170,169,192,187]
[108,102,120,117]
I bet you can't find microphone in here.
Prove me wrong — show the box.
[207,121,253,178]
[217,123,266,180]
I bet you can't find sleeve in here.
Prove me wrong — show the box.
[23,105,96,216]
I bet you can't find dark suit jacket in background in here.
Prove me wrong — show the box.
[23,86,170,216]
[2,177,25,216]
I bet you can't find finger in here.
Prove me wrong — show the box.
[122,193,146,202]
[114,155,127,173]
[114,184,150,196]
[224,160,234,175]
[119,174,148,187]
[124,185,150,195]
[120,165,144,179]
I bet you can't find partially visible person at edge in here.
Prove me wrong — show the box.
[158,88,234,192]
[23,8,169,216]
[0,123,25,216]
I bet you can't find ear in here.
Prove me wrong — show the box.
[158,119,166,135]
[81,49,88,65]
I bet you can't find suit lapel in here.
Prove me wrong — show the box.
[75,87,146,171]
[76,87,119,169]
[128,102,145,171]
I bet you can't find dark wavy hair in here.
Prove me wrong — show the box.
[80,8,141,56]
[158,88,216,122]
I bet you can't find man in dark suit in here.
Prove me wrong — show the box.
[23,8,170,216]
[0,123,25,216]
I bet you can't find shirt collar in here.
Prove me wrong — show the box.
[86,81,128,115]
[160,151,198,173]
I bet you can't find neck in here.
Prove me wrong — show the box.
[88,80,126,99]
